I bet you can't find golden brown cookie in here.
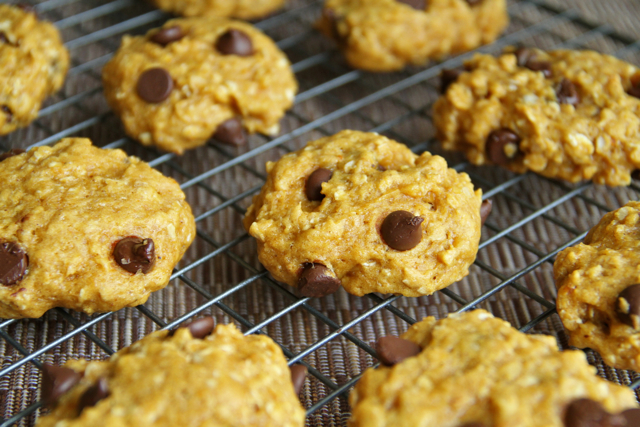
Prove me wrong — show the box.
[0,4,69,135]
[243,130,482,298]
[349,310,639,427]
[102,17,297,154]
[36,320,306,427]
[148,0,285,20]
[316,0,508,72]
[555,201,640,371]
[0,138,196,319]
[433,49,640,186]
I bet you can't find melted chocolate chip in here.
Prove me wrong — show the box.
[627,83,640,99]
[486,128,521,165]
[480,199,493,226]
[557,79,580,107]
[621,408,640,426]
[215,29,253,56]
[0,148,25,162]
[289,364,307,395]
[305,168,332,202]
[297,263,341,298]
[375,336,421,366]
[396,0,426,10]
[564,399,613,427]
[0,242,28,286]
[136,68,173,103]
[213,118,246,146]
[150,25,184,46]
[1,105,13,123]
[183,316,215,338]
[77,378,109,414]
[514,48,552,77]
[113,237,155,274]
[380,211,424,251]
[41,364,82,406]
[617,284,640,330]
[440,69,463,94]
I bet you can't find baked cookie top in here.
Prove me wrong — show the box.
[36,321,306,427]
[434,49,640,186]
[0,138,196,319]
[316,0,508,72]
[244,130,482,298]
[349,309,639,427]
[102,17,297,154]
[555,201,640,371]
[148,0,285,20]
[0,4,69,135]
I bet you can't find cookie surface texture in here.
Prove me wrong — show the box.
[349,309,638,427]
[316,0,508,72]
[0,4,69,135]
[148,0,285,19]
[35,323,306,427]
[433,49,640,186]
[102,17,297,154]
[555,201,640,371]
[0,138,196,318]
[243,130,482,297]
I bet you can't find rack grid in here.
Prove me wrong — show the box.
[1,0,640,425]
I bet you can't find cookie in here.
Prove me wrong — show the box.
[243,130,482,298]
[316,0,508,72]
[349,309,639,427]
[148,0,285,20]
[555,201,640,371]
[433,49,640,186]
[36,319,306,427]
[0,138,196,319]
[0,4,69,135]
[102,17,297,154]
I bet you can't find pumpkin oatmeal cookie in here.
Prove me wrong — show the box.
[148,0,285,20]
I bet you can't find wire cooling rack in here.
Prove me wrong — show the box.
[1,0,640,425]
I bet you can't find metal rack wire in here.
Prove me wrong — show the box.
[1,0,640,425]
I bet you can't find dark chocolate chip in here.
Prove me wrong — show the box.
[322,8,344,43]
[183,316,215,339]
[633,170,640,181]
[525,60,552,78]
[0,148,25,162]
[215,29,253,57]
[396,0,426,10]
[628,83,640,99]
[557,79,580,107]
[486,128,521,165]
[305,168,332,202]
[480,199,493,226]
[113,237,155,274]
[1,105,13,123]
[617,284,640,330]
[297,263,341,298]
[514,48,552,78]
[77,378,109,414]
[515,48,534,67]
[0,242,28,286]
[440,69,463,94]
[621,408,640,426]
[375,336,421,366]
[0,32,8,44]
[460,423,486,427]
[465,0,483,5]
[150,25,185,46]
[136,68,173,103]
[377,164,386,171]
[564,399,612,427]
[289,364,307,395]
[213,118,246,146]
[380,211,424,251]
[41,364,82,406]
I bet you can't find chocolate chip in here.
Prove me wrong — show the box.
[113,237,155,274]
[16,4,36,13]
[0,148,25,162]
[515,48,535,67]
[0,32,8,44]
[136,68,173,103]
[1,105,13,123]
[525,60,552,78]
[486,128,521,165]
[289,364,307,395]
[627,82,640,99]
[322,8,344,43]
[465,0,483,5]
[150,25,185,46]
[514,48,552,78]
[0,242,28,286]
[380,211,424,251]
[460,423,486,427]
[564,399,613,427]
[621,408,640,426]
[440,69,463,94]
[41,364,82,406]
[375,336,421,366]
[305,168,332,202]
[297,263,341,298]
[215,29,253,56]
[557,79,580,107]
[617,284,640,330]
[213,118,246,146]
[77,378,109,414]
[396,0,426,10]
[184,316,215,339]
[480,199,493,226]
[633,170,640,181]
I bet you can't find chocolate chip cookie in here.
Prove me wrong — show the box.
[349,309,639,427]
[148,0,285,20]
[102,17,297,154]
[434,49,640,186]
[555,201,640,371]
[316,0,508,72]
[243,130,483,298]
[36,319,306,427]
[0,138,196,319]
[0,4,69,135]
